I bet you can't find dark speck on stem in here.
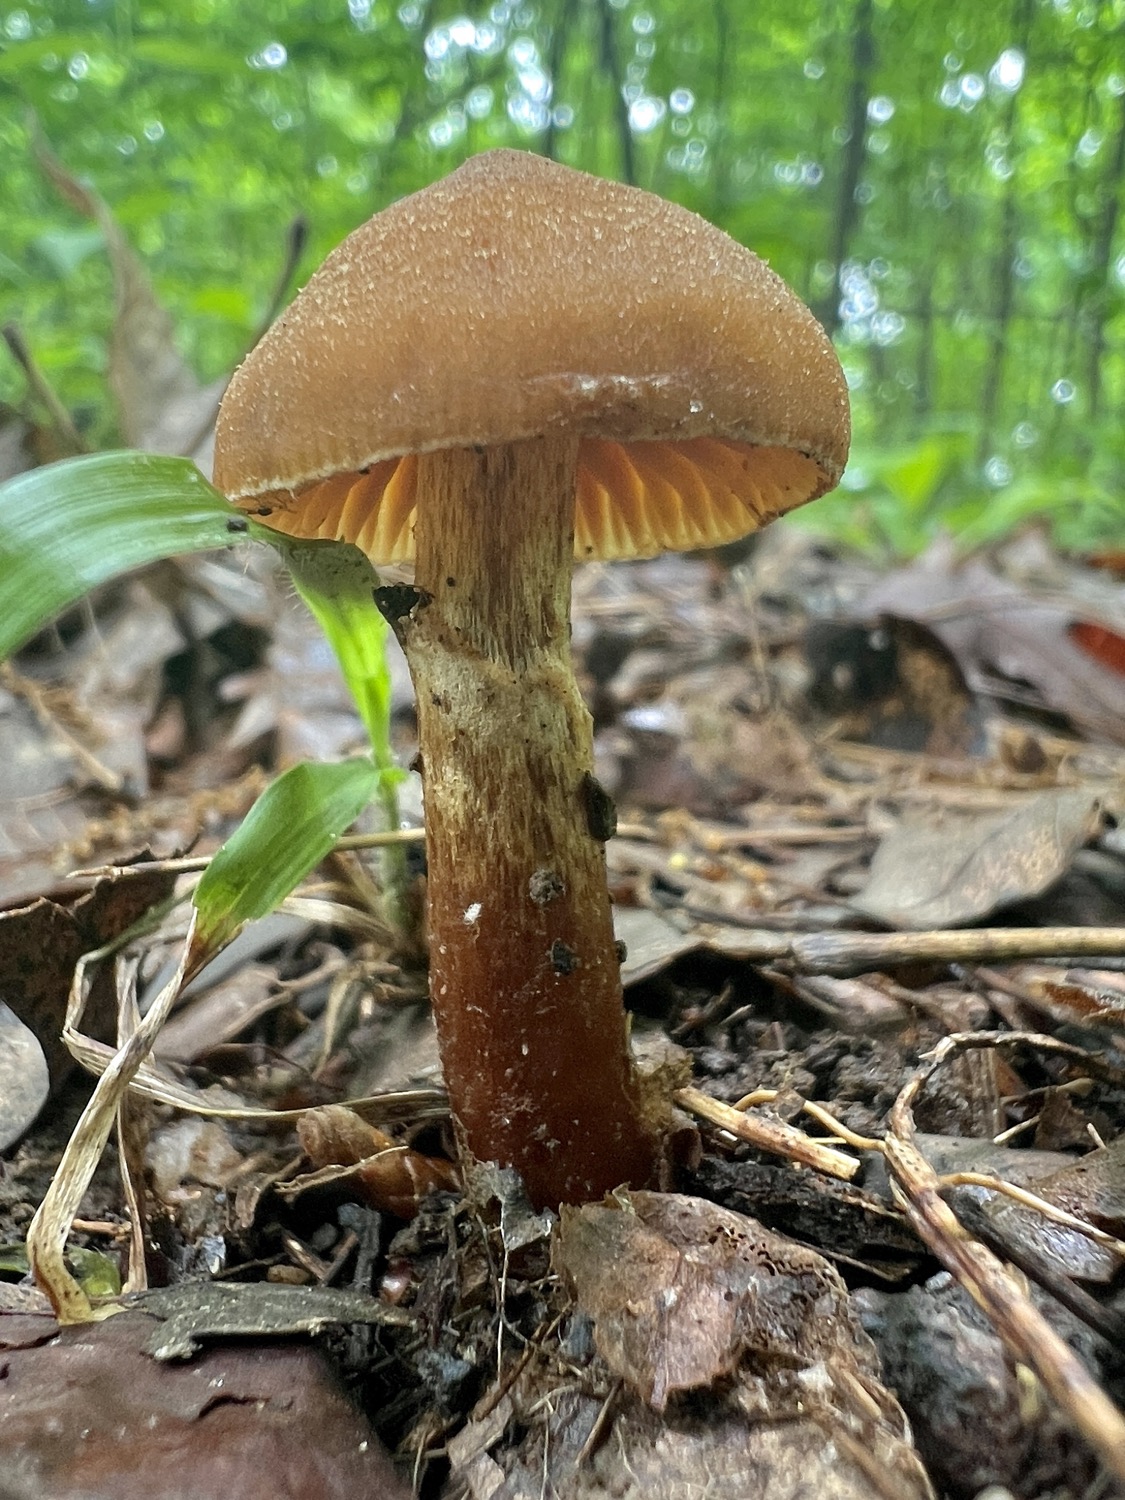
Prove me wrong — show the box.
[374,583,432,628]
[550,939,580,975]
[581,773,618,842]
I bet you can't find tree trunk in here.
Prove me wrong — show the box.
[976,0,1033,466]
[1084,74,1125,420]
[815,0,875,337]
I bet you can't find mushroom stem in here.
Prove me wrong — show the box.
[398,436,659,1207]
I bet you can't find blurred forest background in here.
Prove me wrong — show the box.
[1,0,1123,553]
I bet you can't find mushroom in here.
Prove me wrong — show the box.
[213,149,849,1209]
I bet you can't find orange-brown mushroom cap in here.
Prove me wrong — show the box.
[213,149,850,563]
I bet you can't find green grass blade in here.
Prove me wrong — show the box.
[0,452,244,659]
[274,536,398,771]
[191,757,379,964]
[264,533,415,947]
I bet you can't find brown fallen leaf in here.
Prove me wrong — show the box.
[477,1191,937,1500]
[863,545,1125,744]
[295,1103,459,1219]
[0,866,176,1091]
[557,1191,895,1410]
[854,787,1105,930]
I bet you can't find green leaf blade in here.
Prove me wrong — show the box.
[0,452,243,660]
[191,758,379,960]
[273,535,395,764]
[256,532,415,948]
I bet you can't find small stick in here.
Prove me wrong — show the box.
[319,1229,359,1287]
[675,1086,860,1181]
[789,926,1125,978]
[67,826,427,880]
[915,1028,1125,1084]
[937,1171,1125,1260]
[575,1380,622,1466]
[952,1195,1125,1350]
[885,1044,1125,1487]
[2,321,88,454]
[730,1087,883,1152]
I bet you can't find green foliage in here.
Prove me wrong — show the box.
[0,1242,120,1298]
[2,0,1124,549]
[0,451,404,950]
[0,451,242,659]
[191,756,379,961]
[278,534,412,933]
[277,535,400,785]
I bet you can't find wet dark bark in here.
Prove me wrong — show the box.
[976,0,1034,466]
[815,0,875,337]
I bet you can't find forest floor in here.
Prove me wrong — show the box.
[1,521,1124,1500]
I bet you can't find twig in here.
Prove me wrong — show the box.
[912,1028,1125,1084]
[951,1194,1125,1351]
[938,1171,1125,1260]
[67,826,428,881]
[789,926,1125,978]
[729,1087,884,1152]
[885,1038,1125,1487]
[253,216,309,343]
[2,321,88,454]
[675,1085,860,1180]
[575,1379,621,1467]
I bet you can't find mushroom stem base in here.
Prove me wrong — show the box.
[402,437,659,1208]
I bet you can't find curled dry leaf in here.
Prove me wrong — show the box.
[863,547,1125,745]
[855,787,1106,930]
[0,866,176,1091]
[296,1103,458,1219]
[503,1192,936,1500]
[558,1191,894,1411]
[453,1193,936,1499]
